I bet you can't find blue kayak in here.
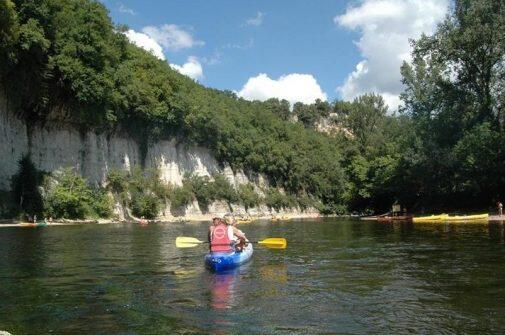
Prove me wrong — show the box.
[204,244,253,272]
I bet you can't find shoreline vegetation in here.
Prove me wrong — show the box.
[1,0,504,218]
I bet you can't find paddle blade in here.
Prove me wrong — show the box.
[258,238,287,249]
[176,237,204,248]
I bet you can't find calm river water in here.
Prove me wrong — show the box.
[1,218,505,334]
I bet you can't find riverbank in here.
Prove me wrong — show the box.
[0,212,322,227]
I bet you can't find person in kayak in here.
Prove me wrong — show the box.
[225,214,249,251]
[209,216,247,252]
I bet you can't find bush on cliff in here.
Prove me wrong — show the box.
[181,173,238,212]
[169,183,194,213]
[237,184,261,210]
[106,168,164,219]
[130,192,159,219]
[264,188,296,212]
[44,168,111,219]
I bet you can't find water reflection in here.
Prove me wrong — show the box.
[207,265,249,310]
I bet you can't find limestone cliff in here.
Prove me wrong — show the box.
[0,94,316,219]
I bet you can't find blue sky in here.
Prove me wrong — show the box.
[100,0,449,109]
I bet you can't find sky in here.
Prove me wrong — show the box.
[100,0,449,110]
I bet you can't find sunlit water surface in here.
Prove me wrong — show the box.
[1,219,505,334]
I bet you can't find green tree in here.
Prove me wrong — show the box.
[264,98,291,121]
[237,184,260,210]
[44,168,111,219]
[399,0,505,209]
[343,94,388,153]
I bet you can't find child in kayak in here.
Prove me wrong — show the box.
[225,215,249,251]
[209,215,247,252]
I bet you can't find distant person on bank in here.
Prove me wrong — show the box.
[498,202,503,217]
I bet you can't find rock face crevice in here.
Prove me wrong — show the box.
[0,94,317,218]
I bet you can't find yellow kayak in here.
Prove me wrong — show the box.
[271,216,291,222]
[444,214,489,221]
[413,214,448,222]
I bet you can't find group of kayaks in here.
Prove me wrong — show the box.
[20,221,48,228]
[234,216,291,224]
[270,216,291,222]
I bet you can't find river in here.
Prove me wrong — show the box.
[1,218,505,334]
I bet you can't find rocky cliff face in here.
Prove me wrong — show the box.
[0,94,315,219]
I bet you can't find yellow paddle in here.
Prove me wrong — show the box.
[175,237,287,249]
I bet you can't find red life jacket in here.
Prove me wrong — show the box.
[210,223,233,252]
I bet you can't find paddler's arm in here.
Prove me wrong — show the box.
[232,227,247,242]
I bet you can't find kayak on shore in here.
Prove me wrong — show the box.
[271,216,291,222]
[205,244,254,272]
[412,213,489,223]
[413,214,448,222]
[444,213,489,221]
[20,221,47,228]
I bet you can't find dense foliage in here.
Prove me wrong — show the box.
[106,168,166,219]
[9,157,112,219]
[1,0,504,216]
[44,168,112,219]
[311,0,505,212]
[106,169,252,217]
[237,184,261,210]
[397,0,505,210]
[183,173,238,212]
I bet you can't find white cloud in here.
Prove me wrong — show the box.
[245,11,265,26]
[238,73,327,105]
[118,3,135,15]
[142,24,204,51]
[124,29,165,60]
[201,51,222,66]
[224,38,254,50]
[335,0,448,110]
[170,56,203,80]
[124,30,204,80]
